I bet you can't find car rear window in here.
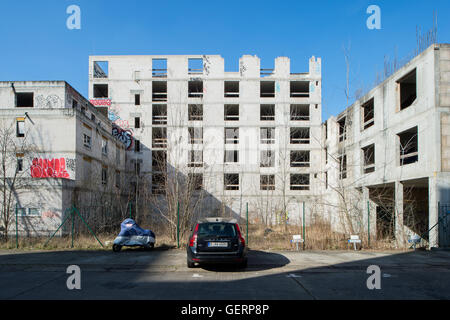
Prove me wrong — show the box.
[197,223,237,237]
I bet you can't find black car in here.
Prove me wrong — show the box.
[186,217,248,268]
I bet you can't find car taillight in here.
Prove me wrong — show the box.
[189,224,199,247]
[235,224,245,247]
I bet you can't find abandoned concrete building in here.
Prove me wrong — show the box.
[0,81,128,236]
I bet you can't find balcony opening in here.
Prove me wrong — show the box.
[188,173,203,191]
[260,175,275,191]
[16,92,34,108]
[362,98,374,130]
[152,59,167,78]
[338,117,347,142]
[260,150,275,167]
[188,80,203,98]
[152,104,167,125]
[398,126,418,166]
[225,127,239,144]
[260,104,275,121]
[290,174,310,191]
[224,173,239,191]
[93,61,108,78]
[260,127,275,144]
[290,127,310,144]
[260,81,275,98]
[188,150,203,168]
[188,127,203,144]
[397,69,417,110]
[339,154,347,179]
[290,150,310,167]
[152,151,167,172]
[152,127,167,148]
[152,81,167,102]
[152,173,166,195]
[290,104,310,121]
[224,104,239,121]
[290,81,309,98]
[188,104,203,121]
[224,81,239,98]
[362,144,375,173]
[224,150,239,163]
[135,94,140,106]
[188,58,203,75]
[93,84,108,98]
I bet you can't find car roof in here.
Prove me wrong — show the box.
[196,217,238,224]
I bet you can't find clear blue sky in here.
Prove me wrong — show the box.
[0,0,448,119]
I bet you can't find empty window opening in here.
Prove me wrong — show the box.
[188,127,203,144]
[224,150,239,163]
[290,104,310,121]
[260,175,275,191]
[260,127,275,144]
[152,81,167,102]
[224,104,239,121]
[17,157,23,172]
[398,126,418,166]
[188,81,203,98]
[152,127,167,148]
[290,150,310,167]
[225,127,239,144]
[133,161,141,175]
[188,58,203,75]
[224,81,239,98]
[397,69,417,110]
[93,84,108,98]
[16,119,25,137]
[290,127,310,144]
[260,81,275,98]
[325,172,328,189]
[83,134,91,148]
[362,144,375,173]
[290,81,309,98]
[290,174,310,191]
[102,138,108,155]
[93,61,108,78]
[152,104,167,125]
[188,150,203,167]
[115,171,120,187]
[362,98,374,130]
[189,104,203,121]
[152,173,166,194]
[134,139,141,153]
[135,94,140,106]
[101,167,108,185]
[338,117,347,142]
[188,173,203,191]
[152,151,167,172]
[260,104,275,121]
[260,150,275,167]
[135,117,140,129]
[339,154,347,179]
[224,173,239,191]
[16,93,34,108]
[152,59,167,78]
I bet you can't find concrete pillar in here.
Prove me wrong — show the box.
[428,176,439,248]
[395,181,406,247]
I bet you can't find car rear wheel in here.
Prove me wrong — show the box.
[238,259,248,269]
[187,259,195,268]
[112,244,122,252]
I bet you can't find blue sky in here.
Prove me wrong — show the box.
[0,0,448,119]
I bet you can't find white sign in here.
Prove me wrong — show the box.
[292,235,304,243]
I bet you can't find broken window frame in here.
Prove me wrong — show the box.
[188,127,203,144]
[260,127,275,144]
[260,104,275,121]
[152,104,167,125]
[290,127,310,144]
[361,98,374,130]
[224,104,239,121]
[188,104,203,121]
[152,127,167,148]
[362,144,375,174]
[93,61,108,78]
[83,134,91,149]
[224,173,239,191]
[260,174,275,191]
[290,174,310,191]
[290,104,310,121]
[224,127,239,144]
[338,117,347,142]
[398,126,418,166]
[338,154,347,180]
[290,150,310,167]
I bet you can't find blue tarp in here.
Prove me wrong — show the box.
[118,219,155,238]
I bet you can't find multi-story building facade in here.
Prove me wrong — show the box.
[0,81,127,236]
[323,44,450,247]
[88,55,322,225]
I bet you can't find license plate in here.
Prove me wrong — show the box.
[208,242,228,248]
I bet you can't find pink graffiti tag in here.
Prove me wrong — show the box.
[42,211,60,219]
[30,158,70,179]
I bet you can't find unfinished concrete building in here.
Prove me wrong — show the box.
[322,44,450,248]
[88,55,322,225]
[0,81,128,236]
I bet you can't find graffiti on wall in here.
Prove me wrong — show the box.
[65,158,76,171]
[42,211,60,219]
[36,95,63,109]
[30,158,70,179]
[89,99,111,107]
[112,125,133,150]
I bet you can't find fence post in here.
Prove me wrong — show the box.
[177,201,180,249]
[246,202,248,246]
[71,207,75,248]
[129,202,132,219]
[367,201,370,247]
[302,202,305,250]
[15,205,18,249]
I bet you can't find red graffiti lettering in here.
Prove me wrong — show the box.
[89,99,111,106]
[30,158,70,179]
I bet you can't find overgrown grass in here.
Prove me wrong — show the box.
[0,221,402,251]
